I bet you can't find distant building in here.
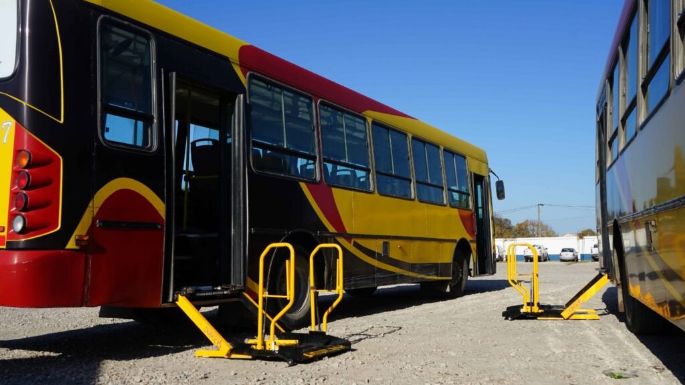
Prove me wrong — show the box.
[496,235,598,261]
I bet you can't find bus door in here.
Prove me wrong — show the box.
[88,21,166,307]
[164,74,245,299]
[596,99,610,270]
[473,174,495,275]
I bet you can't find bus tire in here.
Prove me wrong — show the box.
[616,241,666,334]
[268,245,311,330]
[445,254,468,299]
[420,253,468,299]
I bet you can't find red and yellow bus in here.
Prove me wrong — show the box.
[596,0,685,333]
[0,0,500,328]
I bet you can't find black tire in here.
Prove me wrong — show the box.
[445,255,468,298]
[346,287,377,297]
[420,254,468,298]
[617,248,667,334]
[267,246,311,330]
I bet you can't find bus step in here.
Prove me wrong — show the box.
[502,242,609,321]
[178,286,238,299]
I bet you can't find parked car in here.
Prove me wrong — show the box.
[591,244,599,261]
[495,245,505,262]
[559,247,580,262]
[523,244,549,262]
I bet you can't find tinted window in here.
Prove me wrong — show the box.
[647,55,670,113]
[0,0,18,78]
[625,15,638,104]
[624,107,636,142]
[612,63,619,131]
[249,77,316,179]
[648,0,670,67]
[372,123,411,198]
[320,103,370,190]
[443,150,470,208]
[412,138,444,204]
[100,22,154,149]
[644,0,671,115]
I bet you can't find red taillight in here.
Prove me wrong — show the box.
[13,192,28,211]
[15,170,30,189]
[15,150,31,169]
[6,121,62,241]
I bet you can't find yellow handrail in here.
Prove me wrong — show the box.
[308,243,344,333]
[506,242,541,313]
[255,242,295,351]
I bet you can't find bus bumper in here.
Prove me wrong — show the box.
[0,250,85,307]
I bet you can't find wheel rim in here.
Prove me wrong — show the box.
[450,258,465,291]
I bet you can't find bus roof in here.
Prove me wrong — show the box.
[84,0,488,165]
[597,0,635,100]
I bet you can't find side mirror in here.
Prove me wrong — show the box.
[495,180,505,200]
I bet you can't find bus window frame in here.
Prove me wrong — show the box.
[317,99,374,193]
[246,72,319,183]
[410,135,446,206]
[442,148,472,210]
[676,0,685,81]
[639,0,672,128]
[96,16,158,153]
[369,120,414,201]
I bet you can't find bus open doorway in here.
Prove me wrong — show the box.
[164,74,245,301]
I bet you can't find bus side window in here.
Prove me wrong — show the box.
[100,21,154,150]
[412,138,445,205]
[248,76,316,180]
[320,103,371,191]
[372,123,411,198]
[443,150,470,208]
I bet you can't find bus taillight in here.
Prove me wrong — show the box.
[15,170,30,189]
[13,192,28,211]
[11,214,26,234]
[6,123,62,240]
[15,150,31,169]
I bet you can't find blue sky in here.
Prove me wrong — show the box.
[157,0,624,235]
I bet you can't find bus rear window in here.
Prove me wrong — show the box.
[0,0,18,78]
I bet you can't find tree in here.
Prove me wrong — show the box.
[577,228,597,237]
[511,220,557,237]
[494,215,515,238]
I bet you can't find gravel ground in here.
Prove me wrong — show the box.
[1,262,684,385]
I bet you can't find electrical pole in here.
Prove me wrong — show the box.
[537,203,544,237]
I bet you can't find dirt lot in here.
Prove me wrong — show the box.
[1,262,684,385]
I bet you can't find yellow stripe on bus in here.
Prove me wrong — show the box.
[0,110,16,248]
[66,178,165,249]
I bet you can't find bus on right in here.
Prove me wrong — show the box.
[596,0,685,334]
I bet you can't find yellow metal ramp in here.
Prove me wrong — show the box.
[175,242,351,364]
[502,242,609,320]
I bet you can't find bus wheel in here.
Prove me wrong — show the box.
[268,246,310,330]
[346,287,377,297]
[420,255,468,299]
[445,255,468,299]
[617,249,666,334]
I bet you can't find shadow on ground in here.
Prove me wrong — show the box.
[0,311,230,385]
[0,278,511,384]
[601,286,685,382]
[323,279,510,322]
